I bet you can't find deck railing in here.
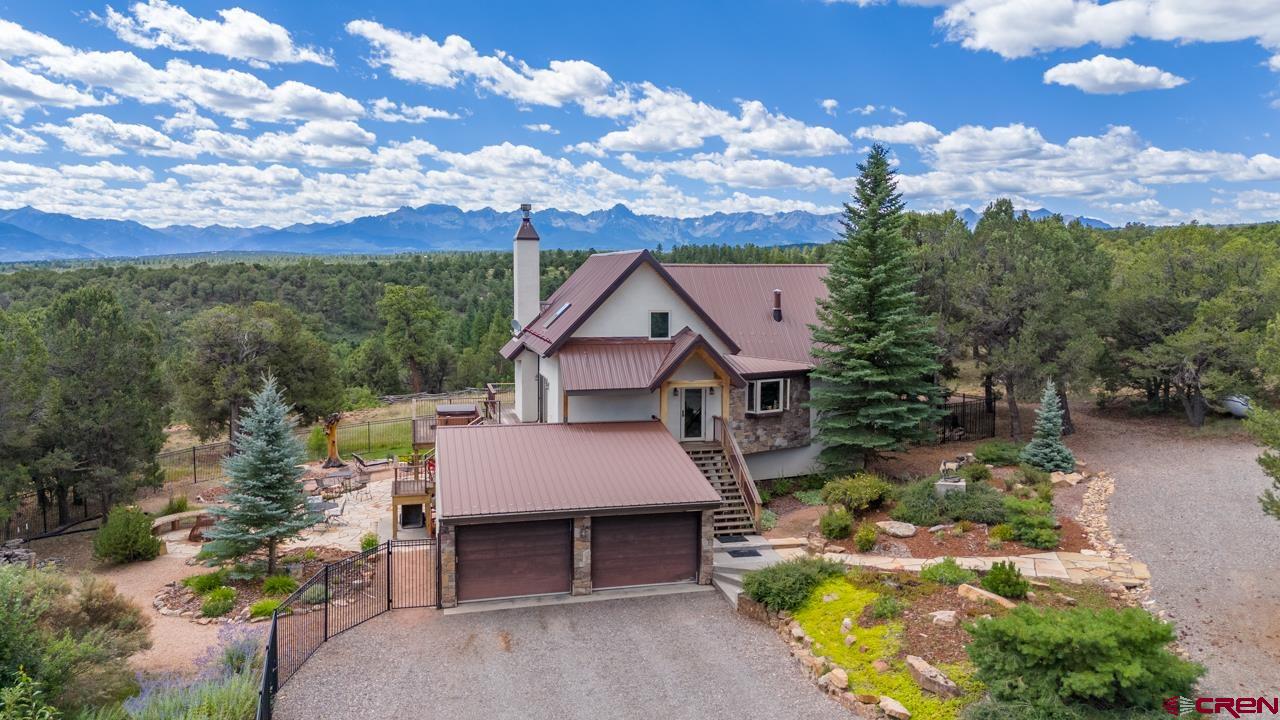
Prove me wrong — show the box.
[713,415,762,532]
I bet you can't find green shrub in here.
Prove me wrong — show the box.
[988,523,1015,541]
[974,439,1023,466]
[819,508,852,539]
[795,474,828,492]
[966,606,1203,709]
[306,426,326,459]
[86,670,258,720]
[360,532,380,551]
[819,473,891,515]
[249,599,281,619]
[793,489,824,506]
[890,478,1008,526]
[981,560,1029,599]
[742,558,845,612]
[920,557,977,585]
[158,495,190,517]
[342,385,381,411]
[201,587,236,617]
[1016,464,1051,486]
[92,506,161,564]
[0,669,59,720]
[958,463,993,483]
[854,522,877,552]
[870,594,903,619]
[1004,497,1060,549]
[182,569,228,595]
[261,574,297,597]
[299,583,328,605]
[760,508,778,532]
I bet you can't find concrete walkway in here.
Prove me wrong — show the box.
[772,544,1150,586]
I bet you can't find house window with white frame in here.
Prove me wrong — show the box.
[649,311,670,339]
[746,378,789,415]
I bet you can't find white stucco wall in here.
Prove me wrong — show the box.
[572,263,730,352]
[568,391,660,422]
[541,354,563,423]
[745,442,825,481]
[513,349,540,422]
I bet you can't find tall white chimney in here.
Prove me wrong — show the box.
[513,203,540,329]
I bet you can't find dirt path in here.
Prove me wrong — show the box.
[1067,405,1280,696]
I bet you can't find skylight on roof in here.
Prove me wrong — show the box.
[544,302,571,328]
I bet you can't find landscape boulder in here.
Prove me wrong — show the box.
[905,655,961,698]
[875,521,917,538]
[879,696,912,719]
[927,610,958,627]
[818,668,849,692]
[958,583,1017,609]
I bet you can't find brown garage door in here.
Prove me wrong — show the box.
[591,512,699,589]
[456,519,572,601]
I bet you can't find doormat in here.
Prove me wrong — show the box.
[718,535,748,543]
[726,549,761,558]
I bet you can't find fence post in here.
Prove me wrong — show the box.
[367,422,371,454]
[191,447,198,484]
[386,541,393,610]
[322,565,330,642]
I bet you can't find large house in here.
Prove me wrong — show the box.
[427,208,831,608]
[500,208,829,481]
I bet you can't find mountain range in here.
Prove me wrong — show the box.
[0,204,1113,262]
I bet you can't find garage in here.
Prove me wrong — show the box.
[456,519,572,602]
[591,512,700,589]
[436,421,723,607]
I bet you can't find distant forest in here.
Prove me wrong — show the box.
[0,209,1276,439]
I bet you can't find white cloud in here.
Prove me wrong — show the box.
[0,125,47,153]
[101,0,332,66]
[0,59,109,120]
[1044,54,1187,94]
[854,121,943,146]
[853,103,877,115]
[621,151,845,191]
[524,123,559,134]
[59,160,153,182]
[369,98,459,122]
[292,120,376,147]
[347,20,613,107]
[821,98,839,115]
[931,0,1280,69]
[0,19,73,59]
[34,113,196,157]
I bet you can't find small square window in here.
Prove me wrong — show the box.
[650,311,670,339]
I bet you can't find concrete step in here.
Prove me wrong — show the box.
[711,572,743,606]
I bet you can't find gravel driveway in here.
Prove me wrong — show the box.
[273,592,848,720]
[1069,407,1280,696]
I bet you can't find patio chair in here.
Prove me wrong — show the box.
[325,498,348,527]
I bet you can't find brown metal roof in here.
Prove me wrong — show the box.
[663,264,828,366]
[559,337,672,392]
[436,421,723,521]
[501,250,740,360]
[725,354,814,378]
[558,329,745,392]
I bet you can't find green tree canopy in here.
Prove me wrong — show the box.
[0,310,47,522]
[176,302,339,443]
[810,145,944,469]
[202,377,317,574]
[377,284,455,393]
[37,287,167,521]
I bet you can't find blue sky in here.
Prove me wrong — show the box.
[0,0,1278,228]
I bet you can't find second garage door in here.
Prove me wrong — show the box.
[591,512,699,589]
[455,519,571,602]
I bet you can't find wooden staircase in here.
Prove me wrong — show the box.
[684,444,757,536]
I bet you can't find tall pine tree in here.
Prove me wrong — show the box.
[811,145,943,469]
[1018,379,1076,472]
[203,377,317,574]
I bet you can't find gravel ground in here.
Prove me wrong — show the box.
[274,592,849,720]
[1068,406,1280,696]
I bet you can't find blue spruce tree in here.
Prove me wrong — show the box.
[1018,379,1077,473]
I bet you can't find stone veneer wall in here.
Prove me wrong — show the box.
[439,524,457,608]
[728,375,812,454]
[699,510,714,585]
[572,516,592,595]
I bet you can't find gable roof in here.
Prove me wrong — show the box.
[557,328,745,393]
[436,420,722,521]
[500,250,740,360]
[663,264,828,366]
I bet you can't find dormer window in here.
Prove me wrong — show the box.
[649,311,670,339]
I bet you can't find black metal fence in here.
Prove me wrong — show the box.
[2,492,97,541]
[936,393,996,443]
[256,538,439,720]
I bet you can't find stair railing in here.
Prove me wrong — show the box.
[712,415,761,532]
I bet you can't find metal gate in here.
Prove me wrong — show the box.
[258,538,439,719]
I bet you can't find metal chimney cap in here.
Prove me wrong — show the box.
[515,203,540,241]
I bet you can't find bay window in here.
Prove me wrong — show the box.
[746,378,789,415]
